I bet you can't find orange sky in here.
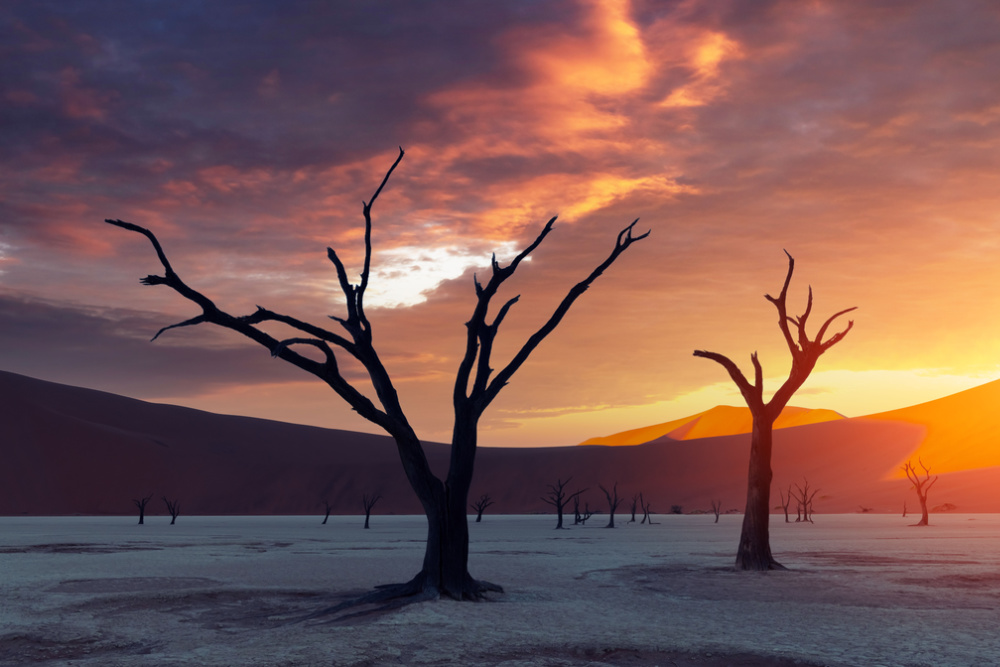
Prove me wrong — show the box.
[4,0,1000,446]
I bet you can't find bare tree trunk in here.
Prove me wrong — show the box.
[710,499,722,523]
[736,421,780,570]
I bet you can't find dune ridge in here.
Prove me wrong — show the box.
[3,369,1000,515]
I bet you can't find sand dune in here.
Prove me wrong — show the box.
[579,405,844,446]
[3,369,1000,516]
[859,378,1000,476]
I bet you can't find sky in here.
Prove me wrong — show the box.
[4,0,1000,447]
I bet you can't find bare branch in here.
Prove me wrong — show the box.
[765,249,798,357]
[693,350,762,408]
[481,219,649,408]
[359,146,405,312]
[150,315,208,342]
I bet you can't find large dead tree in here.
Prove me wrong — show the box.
[106,148,647,605]
[903,459,937,526]
[694,252,855,570]
[542,478,587,529]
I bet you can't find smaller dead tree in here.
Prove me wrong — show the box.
[902,501,908,518]
[470,494,495,523]
[710,499,722,523]
[162,497,180,525]
[903,459,938,527]
[791,480,819,524]
[362,493,381,529]
[572,495,595,525]
[778,485,793,523]
[628,494,640,523]
[600,483,622,528]
[640,493,659,525]
[321,500,334,525]
[542,478,586,529]
[133,493,152,525]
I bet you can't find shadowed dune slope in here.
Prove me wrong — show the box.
[3,370,1000,515]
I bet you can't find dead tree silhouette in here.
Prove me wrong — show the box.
[903,459,938,526]
[778,485,793,523]
[710,499,722,523]
[542,478,586,529]
[628,493,640,523]
[572,496,595,525]
[600,482,622,528]
[791,479,819,523]
[362,493,381,529]
[470,494,494,523]
[694,251,855,570]
[106,148,647,607]
[321,500,334,525]
[162,497,180,525]
[133,493,152,525]
[639,493,658,524]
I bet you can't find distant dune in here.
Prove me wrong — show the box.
[3,369,1000,516]
[579,405,844,446]
[859,379,1000,476]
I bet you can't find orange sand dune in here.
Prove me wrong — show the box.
[860,379,1000,477]
[579,405,844,446]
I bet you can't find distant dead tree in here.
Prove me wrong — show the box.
[162,497,180,525]
[542,478,586,529]
[710,499,722,523]
[362,493,381,529]
[694,251,855,570]
[321,499,334,525]
[470,494,494,523]
[628,494,640,523]
[902,501,908,518]
[791,480,819,523]
[600,483,622,528]
[106,148,647,603]
[133,493,152,525]
[572,496,595,525]
[639,493,658,525]
[903,459,938,526]
[670,504,683,515]
[858,506,873,513]
[778,485,793,523]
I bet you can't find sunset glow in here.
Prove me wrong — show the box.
[4,1,1000,454]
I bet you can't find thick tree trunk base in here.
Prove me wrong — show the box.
[298,570,503,623]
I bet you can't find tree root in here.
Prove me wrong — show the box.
[293,571,503,624]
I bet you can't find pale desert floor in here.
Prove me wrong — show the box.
[1,513,999,666]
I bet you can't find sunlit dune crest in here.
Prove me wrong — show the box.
[579,405,844,446]
[860,379,1000,477]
